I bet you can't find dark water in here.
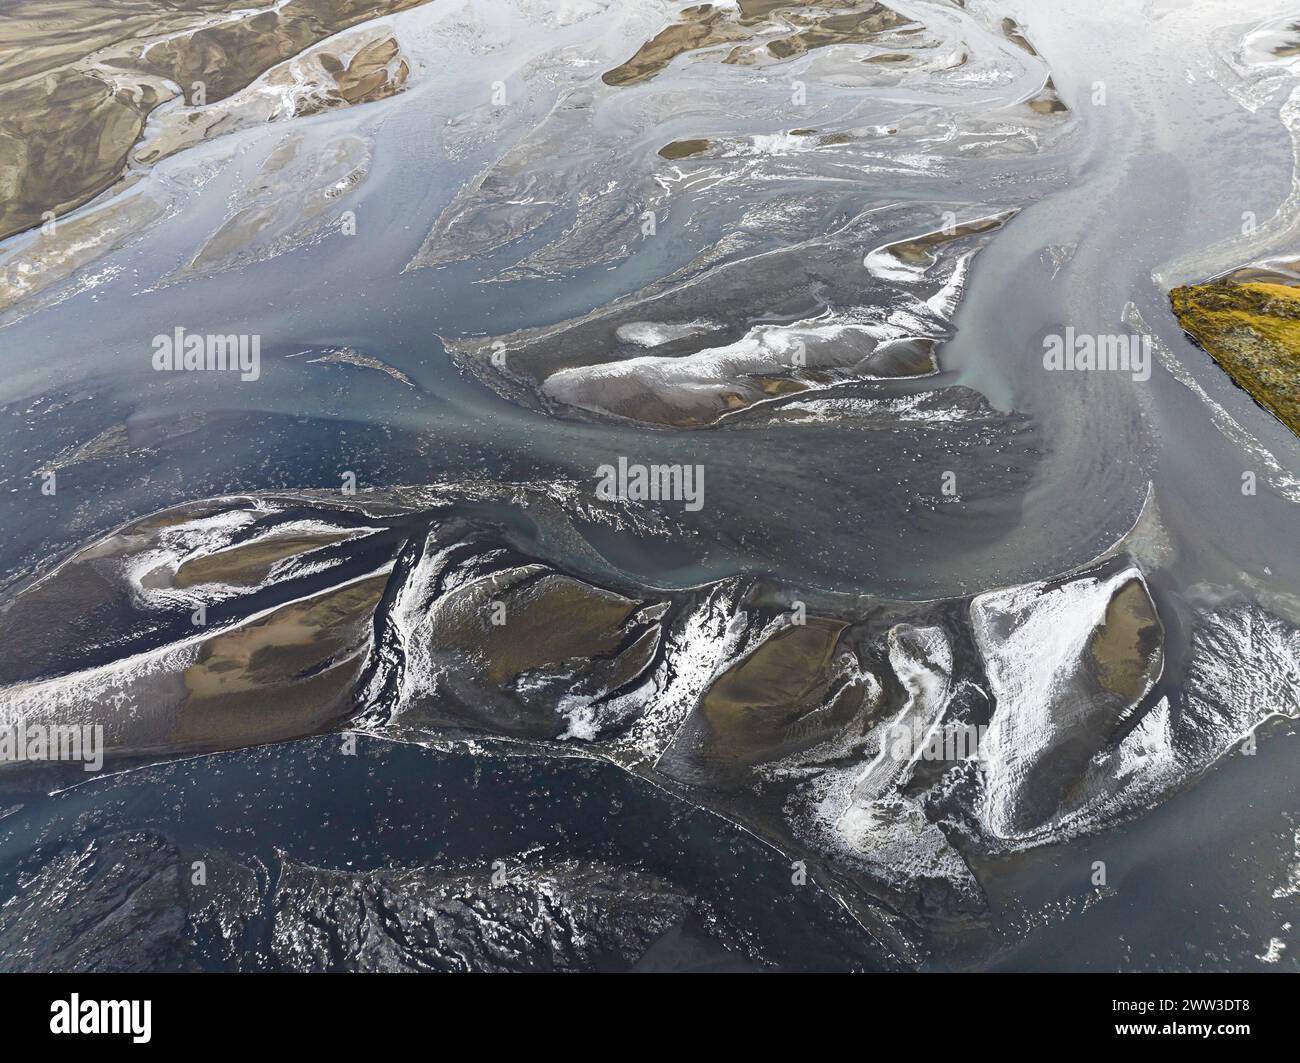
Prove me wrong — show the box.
[0,0,1297,970]
[0,736,878,971]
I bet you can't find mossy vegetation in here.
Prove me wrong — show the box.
[1169,279,1300,437]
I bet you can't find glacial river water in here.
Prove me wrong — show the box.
[0,0,1296,970]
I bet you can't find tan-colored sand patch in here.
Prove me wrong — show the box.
[702,618,845,749]
[174,532,355,589]
[0,0,431,242]
[1088,578,1162,701]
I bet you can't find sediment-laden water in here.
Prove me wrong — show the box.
[0,0,1296,971]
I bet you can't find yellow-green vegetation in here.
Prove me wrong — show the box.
[1169,279,1300,437]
